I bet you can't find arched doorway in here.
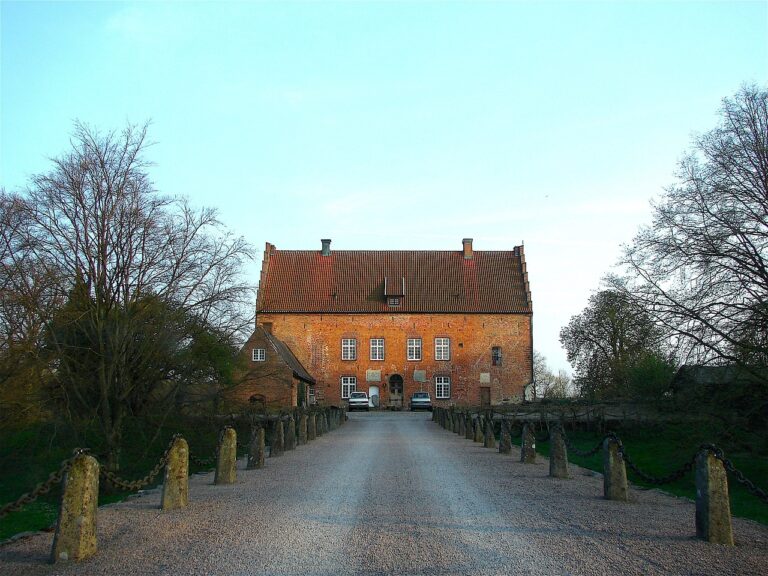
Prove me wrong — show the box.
[389,374,404,409]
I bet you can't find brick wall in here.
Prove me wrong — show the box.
[256,313,532,407]
[229,330,298,409]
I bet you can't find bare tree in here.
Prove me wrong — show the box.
[3,122,254,468]
[532,351,570,399]
[614,84,768,371]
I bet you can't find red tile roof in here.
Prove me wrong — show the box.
[256,242,532,314]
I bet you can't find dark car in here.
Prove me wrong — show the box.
[409,391,432,411]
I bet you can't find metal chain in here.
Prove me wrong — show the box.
[560,426,604,457]
[606,433,696,486]
[0,448,90,519]
[99,434,181,492]
[700,444,768,505]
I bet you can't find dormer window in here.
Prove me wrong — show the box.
[388,297,401,307]
[384,276,405,307]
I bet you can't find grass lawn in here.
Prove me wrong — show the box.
[0,417,250,541]
[511,423,768,526]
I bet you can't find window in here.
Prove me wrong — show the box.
[341,338,357,360]
[435,337,450,361]
[435,376,451,399]
[492,346,502,366]
[407,338,422,361]
[388,297,400,307]
[370,338,384,361]
[252,348,266,362]
[341,376,357,398]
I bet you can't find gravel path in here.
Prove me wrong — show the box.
[1,411,767,575]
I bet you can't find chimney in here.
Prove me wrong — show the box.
[462,238,473,260]
[321,239,332,256]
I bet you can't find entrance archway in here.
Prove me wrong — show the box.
[389,374,404,409]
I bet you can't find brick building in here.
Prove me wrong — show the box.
[246,238,533,408]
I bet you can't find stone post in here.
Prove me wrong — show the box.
[286,417,297,450]
[50,453,99,564]
[521,424,536,463]
[271,420,285,457]
[458,413,465,436]
[473,417,484,443]
[247,427,265,469]
[695,450,734,545]
[549,427,569,479]
[446,411,454,432]
[317,412,325,436]
[299,414,308,445]
[465,414,473,440]
[161,437,189,510]
[308,414,317,441]
[215,427,237,484]
[455,413,462,435]
[602,437,628,501]
[484,419,496,449]
[498,421,512,454]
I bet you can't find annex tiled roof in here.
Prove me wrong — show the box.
[257,325,316,384]
[256,242,532,314]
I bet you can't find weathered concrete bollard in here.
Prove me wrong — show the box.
[299,414,308,445]
[161,437,189,510]
[521,424,536,463]
[308,414,317,441]
[498,421,512,454]
[271,420,285,457]
[458,413,466,436]
[484,419,496,449]
[446,411,454,432]
[695,450,734,545]
[247,427,265,469]
[465,415,473,440]
[50,453,99,564]
[474,418,484,443]
[549,427,569,479]
[215,427,237,484]
[602,437,628,501]
[316,412,325,436]
[286,417,297,450]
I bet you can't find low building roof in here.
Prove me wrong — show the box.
[256,240,532,314]
[258,326,316,385]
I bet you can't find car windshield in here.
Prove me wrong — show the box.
[350,392,367,398]
[412,392,429,398]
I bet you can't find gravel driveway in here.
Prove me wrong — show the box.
[1,411,767,575]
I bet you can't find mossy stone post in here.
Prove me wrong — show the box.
[549,426,569,479]
[432,407,437,422]
[484,418,496,449]
[446,410,454,432]
[286,417,297,450]
[521,424,536,463]
[458,413,465,436]
[50,453,99,564]
[308,414,317,441]
[317,412,325,437]
[474,417,484,443]
[695,450,734,545]
[271,420,285,457]
[602,437,628,501]
[499,420,512,454]
[247,427,265,469]
[215,427,237,484]
[299,414,308,445]
[465,414,473,440]
[161,437,189,510]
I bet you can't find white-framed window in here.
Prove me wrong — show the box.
[252,348,266,362]
[388,297,400,307]
[370,338,384,361]
[407,338,422,361]
[341,338,357,360]
[341,376,357,399]
[435,376,451,399]
[435,337,450,361]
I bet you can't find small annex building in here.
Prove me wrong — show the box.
[230,325,316,409]
[242,238,533,408]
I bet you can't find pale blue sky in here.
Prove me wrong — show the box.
[2,1,767,372]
